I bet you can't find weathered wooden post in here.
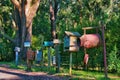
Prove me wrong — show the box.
[24,41,31,71]
[48,46,51,70]
[43,41,53,71]
[64,31,80,75]
[101,25,108,78]
[53,39,61,73]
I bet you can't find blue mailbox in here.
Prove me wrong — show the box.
[24,41,31,47]
[44,41,53,47]
[35,50,42,63]
[64,36,70,51]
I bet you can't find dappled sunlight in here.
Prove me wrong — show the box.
[0,66,66,80]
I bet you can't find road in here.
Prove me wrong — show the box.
[0,67,69,80]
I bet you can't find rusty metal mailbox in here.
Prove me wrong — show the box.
[27,49,34,60]
[64,31,81,52]
[80,34,101,49]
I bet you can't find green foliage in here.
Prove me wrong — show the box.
[108,44,120,73]
[0,0,14,61]
[0,0,120,74]
[0,38,14,61]
[32,35,44,50]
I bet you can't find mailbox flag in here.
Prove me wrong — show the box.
[84,54,89,65]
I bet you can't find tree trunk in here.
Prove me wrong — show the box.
[20,0,26,57]
[49,0,60,73]
[11,0,40,60]
[49,1,56,39]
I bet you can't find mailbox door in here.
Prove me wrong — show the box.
[64,36,70,51]
[36,50,42,61]
[69,36,79,52]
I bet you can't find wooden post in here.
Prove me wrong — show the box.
[48,47,51,71]
[83,29,87,70]
[101,25,108,78]
[55,44,60,73]
[69,52,72,75]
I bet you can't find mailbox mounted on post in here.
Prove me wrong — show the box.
[64,31,81,52]
[43,41,53,47]
[24,41,31,47]
[53,39,61,44]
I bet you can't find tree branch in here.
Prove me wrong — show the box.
[25,0,32,15]
[54,0,59,18]
[0,31,15,43]
[11,0,21,12]
[26,0,40,27]
[49,0,55,21]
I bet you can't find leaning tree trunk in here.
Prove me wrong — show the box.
[11,0,40,60]
[49,1,56,39]
[49,0,60,72]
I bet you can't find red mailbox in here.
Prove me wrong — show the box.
[27,49,34,60]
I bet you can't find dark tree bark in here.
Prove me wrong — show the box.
[49,0,60,73]
[49,0,59,40]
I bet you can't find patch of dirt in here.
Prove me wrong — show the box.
[0,67,69,80]
[0,64,10,68]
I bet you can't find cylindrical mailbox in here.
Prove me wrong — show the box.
[69,36,79,52]
[80,34,101,48]
[64,31,81,52]
[84,54,89,65]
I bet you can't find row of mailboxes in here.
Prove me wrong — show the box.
[64,31,101,52]
[43,31,101,52]
[43,39,61,47]
[43,31,81,52]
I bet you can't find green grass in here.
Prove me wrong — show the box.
[0,61,120,80]
[59,70,120,80]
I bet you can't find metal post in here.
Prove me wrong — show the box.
[84,48,87,70]
[14,47,20,66]
[69,52,72,75]
[15,51,19,66]
[102,25,108,78]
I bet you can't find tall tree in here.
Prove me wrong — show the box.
[10,0,40,58]
[49,0,60,39]
[49,0,61,72]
